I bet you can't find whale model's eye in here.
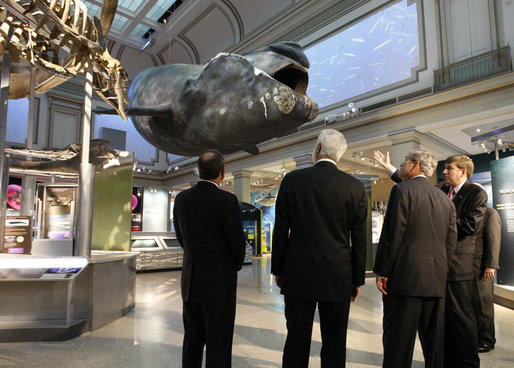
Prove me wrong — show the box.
[270,67,308,95]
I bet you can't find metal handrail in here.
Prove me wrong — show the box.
[434,46,512,91]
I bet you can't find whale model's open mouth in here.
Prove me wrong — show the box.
[243,41,311,97]
[270,66,309,95]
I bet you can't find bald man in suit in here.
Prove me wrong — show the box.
[173,149,246,368]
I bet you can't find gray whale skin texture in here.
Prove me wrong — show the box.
[97,42,318,156]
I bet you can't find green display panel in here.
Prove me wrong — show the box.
[91,153,134,251]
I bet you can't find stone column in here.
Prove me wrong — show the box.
[74,71,95,257]
[388,129,422,168]
[232,170,252,203]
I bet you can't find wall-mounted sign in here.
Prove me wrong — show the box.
[491,156,514,286]
[2,216,32,254]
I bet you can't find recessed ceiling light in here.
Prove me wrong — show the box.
[476,128,481,132]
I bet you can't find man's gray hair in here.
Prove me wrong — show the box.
[407,150,437,177]
[316,129,347,162]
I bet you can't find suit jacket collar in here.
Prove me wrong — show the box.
[411,175,428,180]
[450,180,473,202]
[315,160,337,168]
[196,180,219,189]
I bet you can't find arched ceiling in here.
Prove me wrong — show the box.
[85,0,336,79]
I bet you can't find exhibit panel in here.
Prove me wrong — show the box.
[0,253,137,342]
[91,152,134,252]
[491,156,514,286]
[0,256,90,342]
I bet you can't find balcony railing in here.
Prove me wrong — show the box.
[434,46,512,92]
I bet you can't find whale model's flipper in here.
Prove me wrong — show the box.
[94,104,173,118]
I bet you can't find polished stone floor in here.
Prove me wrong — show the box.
[0,256,513,367]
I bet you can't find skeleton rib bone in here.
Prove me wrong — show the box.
[0,0,128,120]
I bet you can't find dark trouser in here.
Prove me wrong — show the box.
[282,296,351,368]
[472,259,496,347]
[382,292,445,368]
[445,280,480,368]
[182,298,236,368]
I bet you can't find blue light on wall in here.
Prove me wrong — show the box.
[306,0,419,108]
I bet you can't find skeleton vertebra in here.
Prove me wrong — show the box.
[0,0,128,120]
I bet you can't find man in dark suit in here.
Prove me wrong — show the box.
[439,155,487,368]
[472,205,501,353]
[374,151,488,367]
[173,149,246,368]
[271,129,368,368]
[374,150,457,368]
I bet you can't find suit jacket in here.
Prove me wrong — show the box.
[374,177,457,297]
[173,181,245,303]
[473,206,501,270]
[271,161,368,302]
[438,181,487,281]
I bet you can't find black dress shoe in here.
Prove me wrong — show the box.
[478,344,494,353]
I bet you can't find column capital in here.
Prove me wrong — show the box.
[232,170,252,203]
[232,169,253,180]
[388,129,423,146]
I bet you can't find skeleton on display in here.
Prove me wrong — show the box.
[0,0,128,119]
[6,139,119,175]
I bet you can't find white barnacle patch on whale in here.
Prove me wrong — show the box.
[253,66,270,78]
[203,52,232,70]
[219,108,226,116]
[306,96,318,121]
[274,86,295,114]
[265,93,271,100]
[259,97,268,118]
[247,101,253,109]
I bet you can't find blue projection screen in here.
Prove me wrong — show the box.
[305,0,420,108]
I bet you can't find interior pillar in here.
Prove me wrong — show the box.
[388,129,422,168]
[233,170,252,203]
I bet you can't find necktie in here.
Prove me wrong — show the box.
[448,188,454,199]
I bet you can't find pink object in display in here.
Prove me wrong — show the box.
[132,194,138,211]
[7,184,22,210]
[8,248,24,254]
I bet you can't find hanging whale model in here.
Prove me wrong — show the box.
[95,42,318,156]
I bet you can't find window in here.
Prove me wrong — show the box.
[305,0,420,108]
[94,113,158,163]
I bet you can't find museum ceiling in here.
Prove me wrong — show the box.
[75,0,514,178]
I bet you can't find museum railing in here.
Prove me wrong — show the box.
[434,46,512,92]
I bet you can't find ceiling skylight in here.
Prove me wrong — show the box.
[146,0,177,22]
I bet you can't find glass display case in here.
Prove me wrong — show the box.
[130,235,183,271]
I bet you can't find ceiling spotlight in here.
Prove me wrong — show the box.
[359,152,365,161]
[497,138,503,145]
[476,128,481,133]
